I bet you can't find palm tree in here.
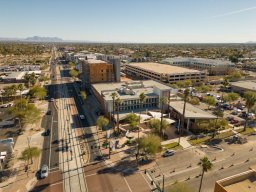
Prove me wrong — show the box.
[198,156,213,192]
[96,116,109,142]
[110,92,118,132]
[139,92,147,123]
[17,84,24,99]
[243,91,256,131]
[160,97,167,139]
[178,89,190,144]
[115,97,122,134]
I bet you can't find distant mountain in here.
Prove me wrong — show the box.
[25,36,63,42]
[246,41,256,44]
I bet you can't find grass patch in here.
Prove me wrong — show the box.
[189,136,210,145]
[237,128,256,135]
[162,142,182,150]
[216,131,234,139]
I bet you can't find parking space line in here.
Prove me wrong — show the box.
[140,172,153,189]
[123,177,133,192]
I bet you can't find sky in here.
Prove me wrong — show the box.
[0,0,256,43]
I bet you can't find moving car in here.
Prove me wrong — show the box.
[45,129,50,136]
[46,110,52,115]
[162,149,175,157]
[50,98,54,102]
[40,164,49,178]
[79,115,85,120]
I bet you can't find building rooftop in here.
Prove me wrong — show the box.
[163,57,234,66]
[216,170,256,192]
[128,62,203,74]
[1,72,26,80]
[87,59,108,64]
[169,100,216,119]
[92,80,173,101]
[230,80,256,91]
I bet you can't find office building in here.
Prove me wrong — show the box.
[230,80,256,94]
[162,57,235,75]
[92,80,176,115]
[125,62,206,83]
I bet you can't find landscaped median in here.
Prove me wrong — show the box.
[236,127,256,135]
[188,130,235,145]
[162,142,182,150]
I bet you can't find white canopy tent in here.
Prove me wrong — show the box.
[148,111,168,118]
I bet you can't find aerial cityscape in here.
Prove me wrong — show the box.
[0,0,256,192]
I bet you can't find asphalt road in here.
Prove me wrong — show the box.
[60,67,100,163]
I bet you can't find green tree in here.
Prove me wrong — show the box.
[2,85,17,101]
[111,92,118,131]
[28,86,47,100]
[243,91,256,131]
[189,97,200,105]
[9,98,41,127]
[138,134,161,156]
[80,91,87,102]
[139,92,147,124]
[148,118,169,136]
[20,147,41,164]
[96,116,109,131]
[68,61,76,68]
[17,84,24,99]
[160,97,168,138]
[204,96,216,109]
[24,73,37,88]
[115,98,122,133]
[169,182,191,192]
[228,92,239,103]
[198,157,213,192]
[180,89,190,139]
[69,69,79,79]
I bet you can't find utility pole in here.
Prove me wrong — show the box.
[108,141,111,159]
[162,174,165,192]
[27,137,33,164]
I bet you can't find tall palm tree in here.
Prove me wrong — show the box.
[17,84,24,99]
[139,92,147,123]
[160,97,167,139]
[178,88,190,144]
[115,97,122,134]
[243,91,256,131]
[110,92,117,131]
[198,156,213,192]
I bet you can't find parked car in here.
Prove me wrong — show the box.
[230,119,239,124]
[40,165,49,178]
[162,149,175,157]
[231,111,238,115]
[226,116,234,121]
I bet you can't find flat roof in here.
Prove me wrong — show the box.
[230,80,256,91]
[86,59,108,64]
[92,80,173,101]
[169,100,216,119]
[128,62,203,74]
[1,72,26,79]
[217,170,256,192]
[163,57,234,65]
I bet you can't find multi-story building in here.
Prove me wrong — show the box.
[80,59,116,86]
[92,80,175,115]
[162,57,235,75]
[125,62,206,83]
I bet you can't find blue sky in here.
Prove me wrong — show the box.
[0,0,256,43]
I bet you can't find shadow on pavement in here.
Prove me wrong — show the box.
[29,184,50,192]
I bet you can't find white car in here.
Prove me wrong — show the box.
[79,115,85,120]
[40,164,49,178]
[162,149,175,157]
[50,98,54,102]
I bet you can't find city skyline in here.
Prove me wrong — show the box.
[0,0,256,43]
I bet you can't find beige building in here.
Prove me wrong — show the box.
[125,62,206,83]
[162,57,235,75]
[80,59,115,86]
[215,170,256,192]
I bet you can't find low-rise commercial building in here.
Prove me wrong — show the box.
[92,80,176,115]
[215,170,256,192]
[125,62,206,83]
[230,80,256,94]
[162,57,235,75]
[0,72,26,83]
